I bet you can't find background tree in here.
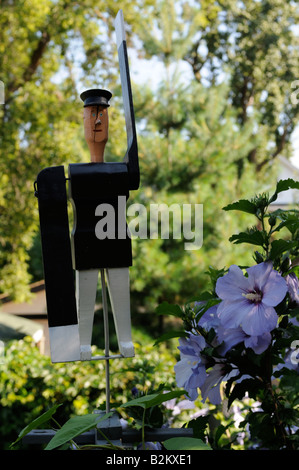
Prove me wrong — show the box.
[0,0,153,299]
[0,0,298,321]
[182,0,299,172]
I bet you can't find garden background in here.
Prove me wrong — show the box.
[0,0,298,450]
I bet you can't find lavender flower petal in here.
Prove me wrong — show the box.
[262,270,288,307]
[216,262,286,337]
[215,265,250,300]
[244,332,271,354]
[175,355,199,388]
[286,273,299,304]
[198,304,220,330]
[246,262,273,291]
[217,326,247,355]
[217,298,255,329]
[175,335,208,401]
[241,303,277,336]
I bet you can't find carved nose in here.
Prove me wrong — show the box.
[95,118,101,125]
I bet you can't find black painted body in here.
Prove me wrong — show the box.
[36,166,78,328]
[68,162,132,270]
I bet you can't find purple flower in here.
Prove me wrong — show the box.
[174,335,208,401]
[163,397,195,416]
[200,363,240,405]
[286,273,299,304]
[215,262,288,336]
[244,332,272,354]
[197,303,220,330]
[216,326,247,355]
[274,348,299,375]
[217,326,271,355]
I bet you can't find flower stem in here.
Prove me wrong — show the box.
[141,408,146,450]
[263,347,294,450]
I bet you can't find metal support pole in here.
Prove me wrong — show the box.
[100,269,110,414]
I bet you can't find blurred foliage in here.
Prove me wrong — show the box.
[0,334,177,449]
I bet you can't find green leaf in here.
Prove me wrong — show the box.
[270,210,299,235]
[270,178,299,203]
[153,330,188,346]
[45,412,113,450]
[289,265,299,277]
[213,422,233,448]
[187,416,209,440]
[227,379,261,408]
[155,302,184,318]
[163,437,212,450]
[275,178,299,194]
[186,291,213,303]
[229,230,266,247]
[269,239,297,260]
[10,404,62,448]
[121,390,185,410]
[222,199,257,214]
[205,266,227,284]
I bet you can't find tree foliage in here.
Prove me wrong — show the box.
[0,0,298,309]
[0,0,153,299]
[182,0,299,170]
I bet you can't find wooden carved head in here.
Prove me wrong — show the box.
[80,89,112,162]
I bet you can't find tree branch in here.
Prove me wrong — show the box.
[271,123,290,159]
[23,30,51,83]
[7,30,51,98]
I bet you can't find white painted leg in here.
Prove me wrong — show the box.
[76,269,98,360]
[49,324,80,363]
[106,267,134,357]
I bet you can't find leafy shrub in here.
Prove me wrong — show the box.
[0,333,176,449]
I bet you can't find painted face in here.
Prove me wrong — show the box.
[83,104,109,162]
[83,105,109,145]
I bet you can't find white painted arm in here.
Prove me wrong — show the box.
[106,267,134,357]
[76,269,98,360]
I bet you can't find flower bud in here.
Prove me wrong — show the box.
[254,251,264,264]
[269,215,276,227]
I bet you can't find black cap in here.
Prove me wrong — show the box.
[80,89,112,107]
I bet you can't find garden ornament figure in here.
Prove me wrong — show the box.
[81,88,111,163]
[35,10,139,364]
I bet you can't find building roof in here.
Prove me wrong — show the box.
[0,280,47,317]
